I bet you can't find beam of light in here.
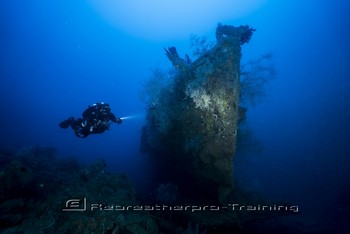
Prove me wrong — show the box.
[89,0,266,40]
[120,113,144,120]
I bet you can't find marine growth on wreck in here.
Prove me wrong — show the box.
[141,24,256,204]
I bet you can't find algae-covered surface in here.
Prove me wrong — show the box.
[0,146,158,233]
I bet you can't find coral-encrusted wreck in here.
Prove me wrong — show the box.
[141,24,255,203]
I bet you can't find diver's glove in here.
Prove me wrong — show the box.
[116,118,122,124]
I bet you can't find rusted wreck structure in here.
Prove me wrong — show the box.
[141,24,255,204]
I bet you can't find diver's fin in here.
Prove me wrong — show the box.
[59,117,74,129]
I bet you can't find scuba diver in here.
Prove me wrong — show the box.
[59,102,122,138]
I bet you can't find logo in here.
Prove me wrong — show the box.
[62,198,299,213]
[62,198,86,211]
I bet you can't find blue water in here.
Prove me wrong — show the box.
[1,0,349,232]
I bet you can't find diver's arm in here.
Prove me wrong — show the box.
[109,113,122,124]
[109,113,117,122]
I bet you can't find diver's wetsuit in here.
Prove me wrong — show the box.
[59,102,122,138]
